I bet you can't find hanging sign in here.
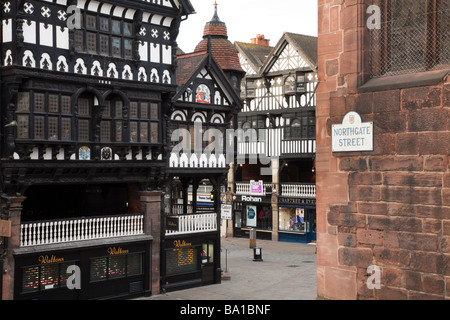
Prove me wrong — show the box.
[250,180,264,195]
[332,112,373,152]
[0,220,11,237]
[166,217,179,231]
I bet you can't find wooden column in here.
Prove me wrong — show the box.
[271,158,279,241]
[225,163,235,237]
[2,196,26,300]
[139,191,162,295]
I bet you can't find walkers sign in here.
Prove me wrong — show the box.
[332,112,373,152]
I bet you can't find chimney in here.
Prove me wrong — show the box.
[251,34,270,46]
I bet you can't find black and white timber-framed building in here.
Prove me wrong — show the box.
[160,2,244,292]
[0,0,195,300]
[231,32,318,244]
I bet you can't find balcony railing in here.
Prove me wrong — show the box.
[281,139,316,155]
[235,182,316,198]
[20,214,144,247]
[280,183,316,198]
[165,213,217,236]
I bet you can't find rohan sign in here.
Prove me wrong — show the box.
[332,112,373,152]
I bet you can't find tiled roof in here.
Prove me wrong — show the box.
[175,47,185,56]
[193,1,244,74]
[284,32,318,67]
[203,22,228,38]
[202,4,227,38]
[173,50,243,107]
[175,51,208,85]
[194,38,244,73]
[234,42,274,70]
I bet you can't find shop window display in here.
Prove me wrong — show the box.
[201,242,214,264]
[21,260,79,293]
[89,253,144,282]
[233,202,272,231]
[166,247,198,276]
[279,207,306,232]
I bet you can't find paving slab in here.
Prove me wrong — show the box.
[137,237,317,301]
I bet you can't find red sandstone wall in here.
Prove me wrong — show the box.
[317,0,450,299]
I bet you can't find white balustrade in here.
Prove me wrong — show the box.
[172,204,193,215]
[20,214,144,247]
[165,213,217,236]
[281,183,316,198]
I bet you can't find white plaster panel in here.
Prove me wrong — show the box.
[162,45,172,64]
[2,19,12,43]
[39,23,53,47]
[56,26,69,49]
[150,43,160,63]
[139,41,149,61]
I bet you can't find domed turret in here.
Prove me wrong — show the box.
[201,1,228,39]
[194,1,244,90]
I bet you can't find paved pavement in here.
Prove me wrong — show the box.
[138,237,317,301]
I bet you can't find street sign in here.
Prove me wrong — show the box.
[332,111,373,152]
[0,220,11,237]
[221,204,232,220]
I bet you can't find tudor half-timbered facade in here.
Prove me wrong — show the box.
[160,3,244,292]
[161,48,242,291]
[0,0,194,300]
[232,32,318,243]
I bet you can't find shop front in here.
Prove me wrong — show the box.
[14,238,151,300]
[278,197,316,243]
[161,233,219,292]
[233,195,273,240]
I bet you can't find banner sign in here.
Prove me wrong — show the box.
[166,217,179,231]
[250,180,264,195]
